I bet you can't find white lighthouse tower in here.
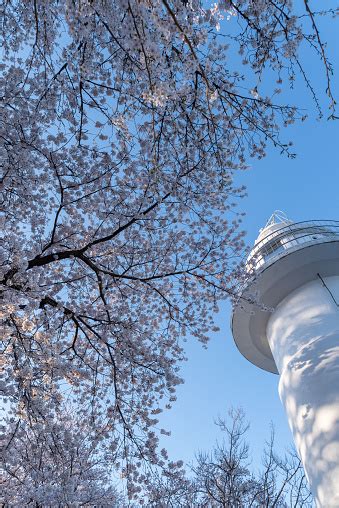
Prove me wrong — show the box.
[232,212,339,507]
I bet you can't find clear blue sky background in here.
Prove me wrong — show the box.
[158,10,339,473]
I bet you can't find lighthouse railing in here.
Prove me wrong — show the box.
[247,220,339,272]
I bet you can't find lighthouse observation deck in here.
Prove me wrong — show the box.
[231,214,339,373]
[248,219,339,273]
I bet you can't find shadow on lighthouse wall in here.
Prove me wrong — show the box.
[279,333,339,506]
[266,276,339,506]
[267,277,339,373]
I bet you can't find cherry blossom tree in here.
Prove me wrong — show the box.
[1,407,125,506]
[2,407,311,506]
[1,0,337,500]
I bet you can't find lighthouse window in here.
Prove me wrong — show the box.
[264,238,283,256]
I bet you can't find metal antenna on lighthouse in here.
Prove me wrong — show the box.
[264,210,290,228]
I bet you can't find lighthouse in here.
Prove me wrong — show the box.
[231,212,339,507]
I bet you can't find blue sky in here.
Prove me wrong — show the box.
[157,10,339,472]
